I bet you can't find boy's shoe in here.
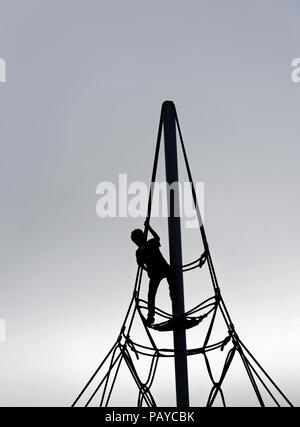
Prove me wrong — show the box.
[146,316,155,326]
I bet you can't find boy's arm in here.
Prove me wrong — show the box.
[136,252,148,271]
[144,221,160,240]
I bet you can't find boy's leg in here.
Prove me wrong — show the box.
[147,278,160,323]
[167,270,176,301]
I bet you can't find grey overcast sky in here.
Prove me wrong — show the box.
[0,0,299,406]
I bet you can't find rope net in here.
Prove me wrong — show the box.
[72,102,292,407]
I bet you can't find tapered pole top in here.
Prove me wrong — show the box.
[162,100,176,110]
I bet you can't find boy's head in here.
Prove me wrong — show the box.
[131,229,146,246]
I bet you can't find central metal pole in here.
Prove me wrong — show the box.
[163,100,190,407]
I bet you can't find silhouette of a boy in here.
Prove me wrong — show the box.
[131,222,174,325]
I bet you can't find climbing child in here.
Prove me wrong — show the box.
[131,221,174,325]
